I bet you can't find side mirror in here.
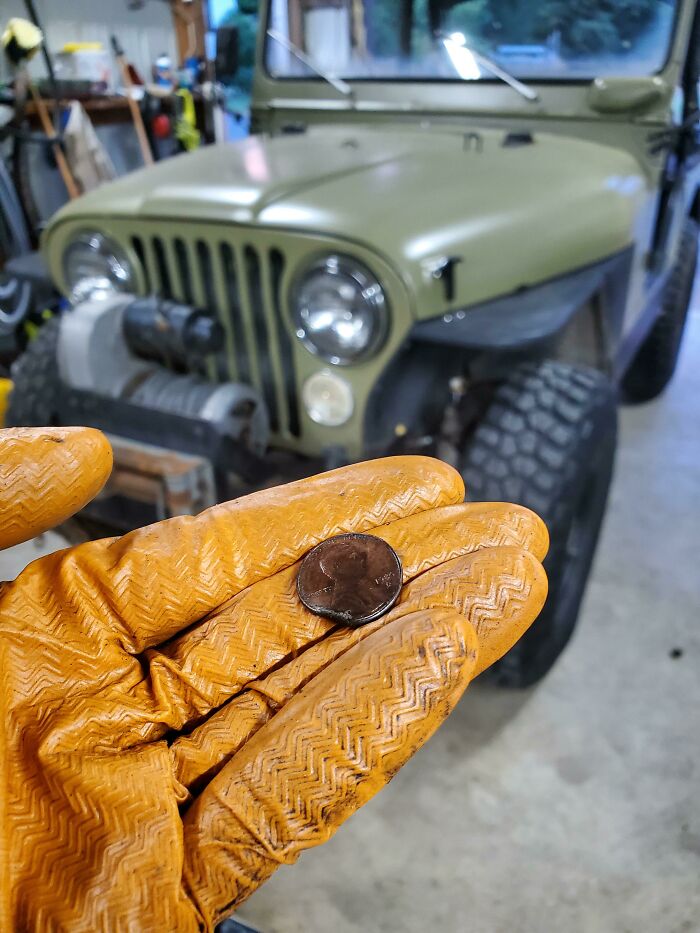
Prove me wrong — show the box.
[215,26,240,83]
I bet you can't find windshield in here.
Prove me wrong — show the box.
[265,0,679,82]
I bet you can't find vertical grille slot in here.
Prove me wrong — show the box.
[196,239,227,382]
[220,243,250,383]
[244,245,278,432]
[152,237,172,299]
[197,240,217,312]
[270,249,300,437]
[174,238,194,305]
[131,236,150,292]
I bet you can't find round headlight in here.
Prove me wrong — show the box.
[63,231,134,304]
[291,254,388,365]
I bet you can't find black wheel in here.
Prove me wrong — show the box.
[622,217,698,403]
[6,316,61,427]
[462,360,617,688]
[11,118,42,246]
[0,156,35,362]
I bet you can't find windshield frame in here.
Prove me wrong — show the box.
[261,0,684,88]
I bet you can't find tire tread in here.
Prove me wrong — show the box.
[6,317,61,427]
[463,359,617,686]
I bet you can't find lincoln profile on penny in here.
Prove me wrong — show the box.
[0,426,548,931]
[297,532,404,625]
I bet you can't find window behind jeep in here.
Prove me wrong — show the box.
[266,0,679,81]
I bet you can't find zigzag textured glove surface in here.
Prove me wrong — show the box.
[0,427,113,548]
[0,427,548,931]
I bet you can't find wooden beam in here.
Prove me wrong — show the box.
[352,0,367,56]
[171,0,206,63]
[289,0,304,49]
[28,84,81,198]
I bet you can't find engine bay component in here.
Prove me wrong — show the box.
[122,297,225,366]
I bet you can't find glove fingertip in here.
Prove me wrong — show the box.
[0,426,113,549]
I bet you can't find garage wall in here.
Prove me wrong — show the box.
[0,0,181,220]
[0,0,177,85]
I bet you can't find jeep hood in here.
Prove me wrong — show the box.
[50,125,647,313]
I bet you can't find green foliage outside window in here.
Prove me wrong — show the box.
[368,0,662,56]
[222,0,259,90]
[534,0,659,53]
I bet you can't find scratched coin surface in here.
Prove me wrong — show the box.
[297,533,403,626]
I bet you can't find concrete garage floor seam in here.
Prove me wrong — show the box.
[2,272,699,933]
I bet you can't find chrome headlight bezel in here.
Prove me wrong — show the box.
[290,253,389,366]
[62,230,135,305]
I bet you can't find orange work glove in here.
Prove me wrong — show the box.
[0,427,548,931]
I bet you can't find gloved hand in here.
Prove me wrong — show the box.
[0,427,548,932]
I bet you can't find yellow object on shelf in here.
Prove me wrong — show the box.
[62,42,102,52]
[0,379,13,427]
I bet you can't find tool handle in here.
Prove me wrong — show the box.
[124,88,154,167]
[28,84,80,200]
[111,36,154,166]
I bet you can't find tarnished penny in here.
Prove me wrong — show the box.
[297,533,403,626]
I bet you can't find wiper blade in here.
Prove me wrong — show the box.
[441,32,539,103]
[267,29,352,97]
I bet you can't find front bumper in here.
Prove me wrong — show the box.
[57,386,334,529]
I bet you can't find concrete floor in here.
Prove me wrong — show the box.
[2,293,699,933]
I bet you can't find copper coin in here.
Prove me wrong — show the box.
[297,533,403,626]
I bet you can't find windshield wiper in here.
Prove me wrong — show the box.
[440,32,539,103]
[267,29,352,98]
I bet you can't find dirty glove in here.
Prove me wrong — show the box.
[0,427,548,931]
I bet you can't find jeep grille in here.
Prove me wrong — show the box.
[131,234,300,438]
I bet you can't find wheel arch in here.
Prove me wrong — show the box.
[407,250,632,374]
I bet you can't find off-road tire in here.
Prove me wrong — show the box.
[6,316,61,427]
[462,360,617,688]
[622,218,698,403]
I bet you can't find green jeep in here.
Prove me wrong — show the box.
[8,0,700,686]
